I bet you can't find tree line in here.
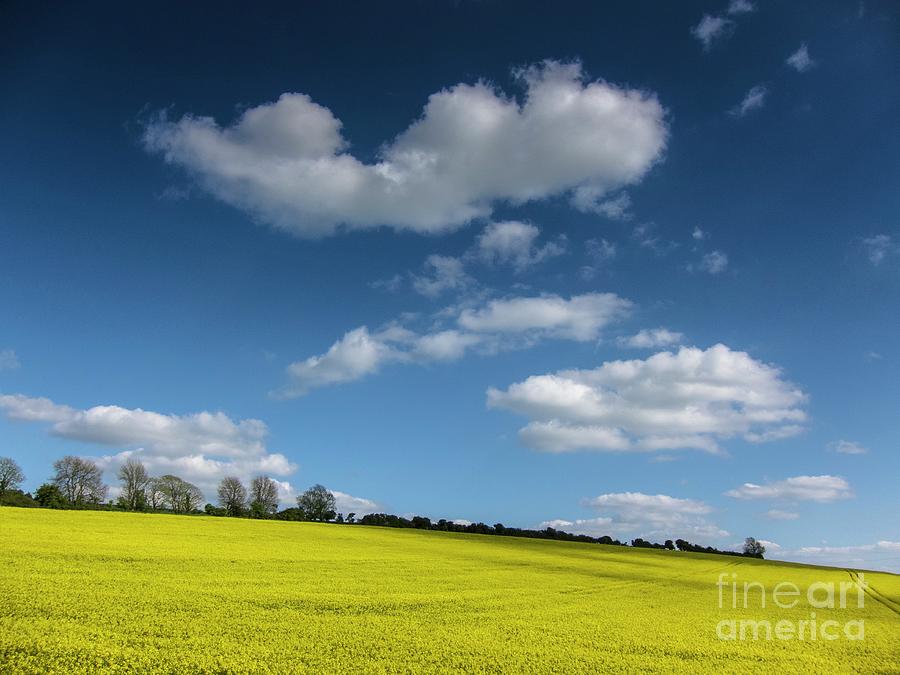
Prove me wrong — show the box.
[0,455,764,558]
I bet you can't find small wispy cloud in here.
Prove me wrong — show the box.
[0,349,20,371]
[730,85,767,117]
[786,43,816,73]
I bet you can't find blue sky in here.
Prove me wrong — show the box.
[1,0,898,571]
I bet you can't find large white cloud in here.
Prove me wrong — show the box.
[0,393,296,501]
[487,344,807,453]
[144,61,667,237]
[541,492,728,542]
[725,475,853,502]
[278,292,631,396]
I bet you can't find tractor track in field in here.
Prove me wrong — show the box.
[846,569,900,617]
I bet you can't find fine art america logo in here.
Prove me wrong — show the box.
[716,572,867,641]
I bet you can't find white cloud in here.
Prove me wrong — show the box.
[725,475,852,502]
[691,15,734,51]
[544,492,727,542]
[829,439,869,455]
[144,61,667,238]
[727,0,755,14]
[771,541,900,574]
[699,250,729,274]
[765,509,800,520]
[786,43,816,72]
[692,227,708,241]
[487,344,807,454]
[331,490,381,516]
[730,85,767,117]
[0,393,298,502]
[586,238,617,262]
[282,327,402,396]
[475,221,566,271]
[412,255,473,298]
[279,292,631,396]
[571,189,632,220]
[369,274,403,293]
[617,328,684,349]
[861,234,897,265]
[0,349,19,371]
[458,293,631,341]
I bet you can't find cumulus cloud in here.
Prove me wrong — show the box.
[786,43,815,72]
[411,255,473,298]
[617,328,684,349]
[278,292,631,396]
[457,293,631,341]
[829,439,868,455]
[487,344,807,454]
[475,221,566,271]
[730,85,767,117]
[0,393,299,502]
[543,492,727,541]
[144,61,667,238]
[331,490,382,516]
[725,475,853,502]
[0,349,20,371]
[692,227,708,241]
[691,15,734,50]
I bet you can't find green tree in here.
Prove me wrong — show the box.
[743,537,766,558]
[297,484,336,521]
[34,483,66,508]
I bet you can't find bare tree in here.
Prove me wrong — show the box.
[156,474,204,514]
[52,456,107,506]
[117,458,149,510]
[217,476,247,516]
[0,457,25,505]
[145,477,165,510]
[249,475,279,517]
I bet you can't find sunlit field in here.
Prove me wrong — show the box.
[1,508,898,673]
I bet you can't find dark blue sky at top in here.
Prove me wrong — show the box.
[1,1,898,568]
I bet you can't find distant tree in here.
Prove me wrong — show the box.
[248,475,279,518]
[297,484,336,521]
[204,503,227,516]
[742,537,766,559]
[116,458,149,511]
[664,540,675,550]
[145,477,165,510]
[34,483,66,508]
[346,512,356,524]
[52,456,107,506]
[275,507,306,521]
[0,457,25,505]
[0,489,37,508]
[156,474,203,513]
[217,476,247,517]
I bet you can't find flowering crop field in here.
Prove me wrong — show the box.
[1,509,898,673]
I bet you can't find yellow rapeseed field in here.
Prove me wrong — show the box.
[1,508,898,673]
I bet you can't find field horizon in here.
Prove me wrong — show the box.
[2,507,898,673]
